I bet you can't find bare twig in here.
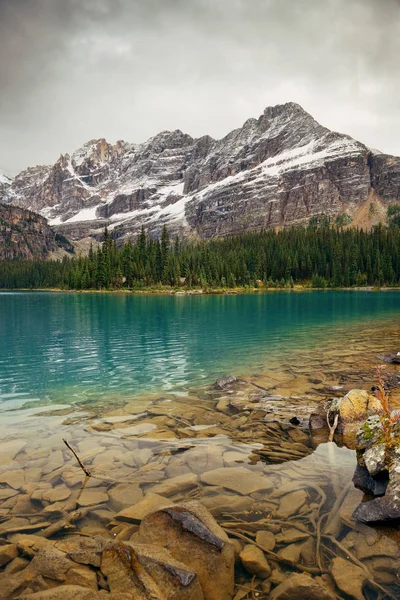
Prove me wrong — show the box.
[63,438,91,477]
[326,409,339,442]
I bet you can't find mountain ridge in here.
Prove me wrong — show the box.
[0,203,62,260]
[1,102,399,242]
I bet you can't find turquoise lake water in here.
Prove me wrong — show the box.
[0,291,399,413]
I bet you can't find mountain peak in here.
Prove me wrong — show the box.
[263,101,308,118]
[5,104,400,242]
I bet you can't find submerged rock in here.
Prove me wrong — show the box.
[330,556,366,600]
[139,501,234,600]
[200,467,273,495]
[116,492,173,523]
[150,473,199,497]
[0,543,18,566]
[214,376,237,390]
[12,586,100,599]
[255,530,276,552]
[270,573,336,600]
[239,545,271,578]
[380,352,400,364]
[101,541,203,600]
[108,483,143,512]
[276,490,307,518]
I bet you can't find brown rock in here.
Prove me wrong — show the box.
[64,565,98,590]
[101,542,168,599]
[339,389,382,425]
[7,533,53,557]
[0,438,26,463]
[139,501,234,600]
[4,556,29,574]
[330,556,366,600]
[0,469,25,489]
[299,537,316,566]
[0,487,19,501]
[185,447,224,474]
[255,530,275,551]
[61,468,84,487]
[77,490,108,507]
[0,543,18,566]
[28,546,76,581]
[275,529,310,544]
[270,567,287,586]
[42,484,71,503]
[276,490,307,518]
[116,492,173,523]
[150,473,199,497]
[200,467,273,495]
[277,543,301,564]
[13,586,99,600]
[270,573,336,600]
[55,537,108,567]
[0,517,51,535]
[239,545,271,578]
[129,542,205,600]
[108,483,143,512]
[199,494,254,517]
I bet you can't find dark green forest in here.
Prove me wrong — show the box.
[0,223,400,290]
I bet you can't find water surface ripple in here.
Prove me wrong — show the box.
[0,291,399,410]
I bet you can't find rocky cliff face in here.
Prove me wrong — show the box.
[0,174,13,205]
[3,103,400,241]
[0,204,58,260]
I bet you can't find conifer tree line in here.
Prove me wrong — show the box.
[0,223,399,290]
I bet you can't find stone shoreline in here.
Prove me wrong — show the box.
[0,328,399,599]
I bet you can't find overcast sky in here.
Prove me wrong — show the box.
[0,0,399,174]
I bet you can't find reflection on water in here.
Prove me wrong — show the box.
[0,291,399,413]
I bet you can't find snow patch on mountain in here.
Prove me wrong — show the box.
[5,102,400,241]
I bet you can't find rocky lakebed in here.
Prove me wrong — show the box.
[0,335,399,600]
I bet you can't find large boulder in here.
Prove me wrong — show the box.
[337,389,382,428]
[309,389,382,445]
[139,501,234,600]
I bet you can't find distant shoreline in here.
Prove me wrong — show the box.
[1,285,400,295]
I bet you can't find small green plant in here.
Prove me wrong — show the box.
[374,365,398,447]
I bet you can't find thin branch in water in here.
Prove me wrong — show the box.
[63,438,92,477]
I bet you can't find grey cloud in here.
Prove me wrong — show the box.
[0,0,399,173]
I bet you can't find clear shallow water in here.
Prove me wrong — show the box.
[0,291,399,599]
[0,291,399,414]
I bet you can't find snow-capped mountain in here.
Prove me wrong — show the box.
[2,103,400,241]
[0,173,13,203]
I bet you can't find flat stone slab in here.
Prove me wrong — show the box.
[116,492,173,523]
[0,470,25,490]
[0,439,26,463]
[150,473,198,497]
[200,467,274,495]
[76,490,109,507]
[276,490,307,518]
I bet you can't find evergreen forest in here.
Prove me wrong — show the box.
[0,223,399,290]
